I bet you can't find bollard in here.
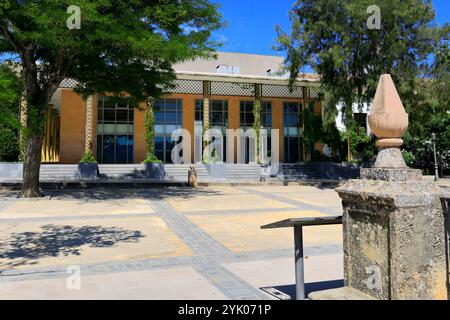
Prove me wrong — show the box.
[188,166,198,188]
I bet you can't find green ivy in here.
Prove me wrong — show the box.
[143,153,162,164]
[252,99,261,163]
[145,98,156,157]
[402,150,416,167]
[143,98,163,164]
[79,150,97,163]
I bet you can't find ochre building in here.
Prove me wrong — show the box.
[42,52,322,164]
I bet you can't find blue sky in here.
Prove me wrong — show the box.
[213,0,450,56]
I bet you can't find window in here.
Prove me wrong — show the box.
[240,101,255,129]
[240,101,272,129]
[210,100,228,131]
[154,98,183,163]
[96,96,134,164]
[194,100,228,162]
[195,100,204,122]
[239,101,272,163]
[283,101,303,163]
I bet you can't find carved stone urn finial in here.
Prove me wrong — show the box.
[368,74,409,168]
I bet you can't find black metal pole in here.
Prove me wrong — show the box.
[432,133,439,181]
[294,225,305,300]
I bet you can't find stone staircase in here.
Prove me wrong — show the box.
[225,164,262,181]
[277,163,322,180]
[275,163,360,181]
[38,163,262,182]
[98,164,145,179]
[164,164,209,181]
[37,162,359,182]
[39,164,78,180]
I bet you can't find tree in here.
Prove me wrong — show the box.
[277,0,448,161]
[403,43,450,175]
[0,63,21,129]
[0,1,222,197]
[0,64,21,162]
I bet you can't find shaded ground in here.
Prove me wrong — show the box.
[0,185,344,300]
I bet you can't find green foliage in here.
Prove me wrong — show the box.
[402,150,416,167]
[202,150,219,164]
[144,98,156,160]
[278,0,446,110]
[1,0,223,101]
[343,125,376,162]
[0,64,21,129]
[79,150,97,163]
[303,101,322,150]
[0,1,222,194]
[0,126,19,162]
[143,154,162,164]
[252,99,262,163]
[278,0,448,165]
[402,42,450,173]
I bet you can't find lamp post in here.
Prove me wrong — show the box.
[431,133,439,181]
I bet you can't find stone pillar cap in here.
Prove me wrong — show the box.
[368,74,409,148]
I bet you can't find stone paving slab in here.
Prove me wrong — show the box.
[222,254,344,299]
[0,217,191,271]
[188,211,343,252]
[271,192,342,208]
[0,198,154,219]
[167,194,295,212]
[0,266,227,300]
[241,185,337,194]
[0,185,345,300]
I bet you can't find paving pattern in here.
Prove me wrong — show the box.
[0,186,344,300]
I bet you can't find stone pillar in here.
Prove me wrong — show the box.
[310,74,448,300]
[84,95,94,153]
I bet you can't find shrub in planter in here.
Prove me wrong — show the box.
[77,151,99,179]
[143,154,165,179]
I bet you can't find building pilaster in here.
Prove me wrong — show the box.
[19,93,28,161]
[84,95,94,153]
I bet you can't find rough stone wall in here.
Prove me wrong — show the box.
[390,201,447,300]
[338,179,448,300]
[341,194,393,299]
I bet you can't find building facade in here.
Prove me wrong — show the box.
[43,52,322,164]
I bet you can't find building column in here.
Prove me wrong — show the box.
[254,83,263,163]
[203,81,211,129]
[84,95,95,153]
[302,87,309,162]
[202,81,211,153]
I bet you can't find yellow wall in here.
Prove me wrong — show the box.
[59,89,86,164]
[134,102,147,163]
[58,89,319,164]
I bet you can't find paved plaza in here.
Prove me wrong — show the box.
[0,185,344,300]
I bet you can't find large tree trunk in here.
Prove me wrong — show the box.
[20,131,44,198]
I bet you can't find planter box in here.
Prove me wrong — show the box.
[145,163,165,180]
[0,162,23,179]
[77,163,99,179]
[205,163,227,179]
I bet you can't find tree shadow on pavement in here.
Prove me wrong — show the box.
[0,224,144,270]
[49,187,223,202]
